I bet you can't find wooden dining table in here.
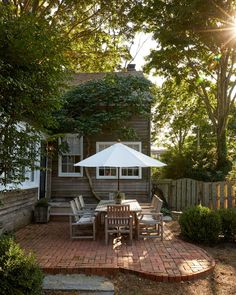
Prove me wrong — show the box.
[95,199,142,238]
[95,199,142,213]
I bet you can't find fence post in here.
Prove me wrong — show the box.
[209,183,213,209]
[224,183,228,209]
[232,186,236,208]
[216,183,221,209]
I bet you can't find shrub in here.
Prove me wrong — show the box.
[35,197,49,207]
[179,205,221,244]
[0,235,43,295]
[161,207,171,216]
[218,208,236,241]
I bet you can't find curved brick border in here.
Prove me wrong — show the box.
[16,222,215,282]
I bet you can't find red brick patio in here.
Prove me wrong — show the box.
[15,221,215,282]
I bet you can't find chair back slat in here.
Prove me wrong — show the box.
[74,197,82,211]
[151,195,158,207]
[70,200,80,222]
[154,195,163,213]
[78,195,85,210]
[107,205,130,226]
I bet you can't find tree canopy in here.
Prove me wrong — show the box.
[132,0,236,178]
[152,79,208,154]
[0,0,138,186]
[56,73,153,139]
[0,5,69,185]
[3,0,137,72]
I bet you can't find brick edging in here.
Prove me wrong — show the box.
[42,259,215,282]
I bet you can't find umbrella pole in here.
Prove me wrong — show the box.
[118,167,120,191]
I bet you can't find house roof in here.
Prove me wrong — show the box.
[71,70,144,86]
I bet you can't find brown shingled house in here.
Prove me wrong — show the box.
[45,66,152,211]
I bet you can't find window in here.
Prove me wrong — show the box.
[58,135,83,177]
[96,142,142,179]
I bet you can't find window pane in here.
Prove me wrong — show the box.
[121,167,140,177]
[62,164,67,172]
[62,136,81,155]
[122,168,128,176]
[74,166,81,173]
[98,167,116,177]
[61,155,81,173]
[60,135,82,175]
[134,168,139,176]
[110,168,116,176]
[99,168,105,176]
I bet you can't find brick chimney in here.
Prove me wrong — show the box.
[127,64,136,71]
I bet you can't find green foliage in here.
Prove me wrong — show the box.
[151,77,231,181]
[156,146,226,181]
[0,235,43,295]
[35,198,49,208]
[0,5,69,186]
[133,0,236,174]
[5,0,137,72]
[152,79,207,152]
[179,205,221,244]
[55,73,154,140]
[161,207,171,216]
[218,208,236,241]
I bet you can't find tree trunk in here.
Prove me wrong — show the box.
[216,129,231,175]
[84,136,101,201]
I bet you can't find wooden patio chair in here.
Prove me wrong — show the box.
[141,194,160,211]
[69,199,96,240]
[137,196,164,240]
[105,205,133,245]
[76,195,97,211]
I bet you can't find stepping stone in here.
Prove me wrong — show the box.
[43,274,114,295]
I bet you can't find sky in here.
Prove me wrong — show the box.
[128,32,164,86]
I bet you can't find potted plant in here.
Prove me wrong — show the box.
[34,198,50,223]
[115,191,125,204]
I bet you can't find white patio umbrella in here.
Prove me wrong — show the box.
[74,142,166,191]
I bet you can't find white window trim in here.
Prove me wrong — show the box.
[96,141,142,180]
[58,134,83,177]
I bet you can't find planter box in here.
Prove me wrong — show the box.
[34,206,50,223]
[0,225,3,236]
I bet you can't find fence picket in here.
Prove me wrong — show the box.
[232,186,236,208]
[228,183,232,208]
[223,183,228,208]
[176,180,182,211]
[186,179,191,208]
[212,183,217,209]
[172,180,177,210]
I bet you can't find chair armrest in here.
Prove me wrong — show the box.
[69,214,82,223]
[138,212,163,221]
[85,204,97,210]
[139,212,163,216]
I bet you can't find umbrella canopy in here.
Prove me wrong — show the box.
[74,143,166,168]
[74,142,166,191]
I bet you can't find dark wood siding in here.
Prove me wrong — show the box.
[0,188,38,232]
[51,115,151,203]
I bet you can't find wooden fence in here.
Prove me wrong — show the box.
[153,178,236,211]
